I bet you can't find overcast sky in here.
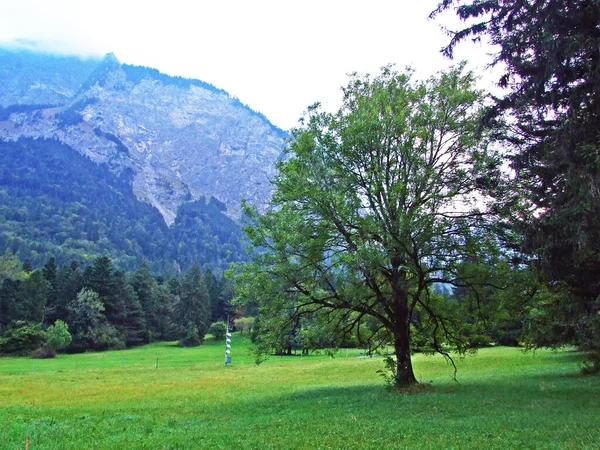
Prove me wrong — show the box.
[0,0,497,130]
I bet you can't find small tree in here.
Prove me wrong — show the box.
[178,321,201,347]
[174,265,211,343]
[68,288,120,352]
[208,321,227,340]
[45,320,72,352]
[234,317,255,335]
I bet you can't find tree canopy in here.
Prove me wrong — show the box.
[432,0,600,368]
[235,65,504,386]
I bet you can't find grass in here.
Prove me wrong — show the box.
[0,334,598,449]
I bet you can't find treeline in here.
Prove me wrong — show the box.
[0,252,234,356]
[0,138,246,272]
[247,282,524,359]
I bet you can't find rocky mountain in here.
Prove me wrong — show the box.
[0,48,286,225]
[0,137,246,272]
[0,48,99,107]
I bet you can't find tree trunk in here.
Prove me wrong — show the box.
[394,327,417,386]
[392,284,417,387]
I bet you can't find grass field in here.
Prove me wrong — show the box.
[0,334,598,449]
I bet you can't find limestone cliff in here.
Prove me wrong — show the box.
[0,49,286,224]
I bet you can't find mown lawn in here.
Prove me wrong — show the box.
[0,334,598,449]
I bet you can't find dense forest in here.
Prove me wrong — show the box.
[0,252,234,355]
[0,138,246,273]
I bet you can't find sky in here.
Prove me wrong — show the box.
[0,0,497,130]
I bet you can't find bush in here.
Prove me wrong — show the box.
[581,351,600,375]
[234,317,255,335]
[32,347,56,359]
[45,320,72,352]
[178,322,201,347]
[0,321,47,354]
[208,321,227,340]
[495,331,520,347]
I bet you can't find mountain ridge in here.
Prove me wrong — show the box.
[0,47,286,224]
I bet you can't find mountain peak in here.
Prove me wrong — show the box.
[102,52,120,65]
[0,47,286,224]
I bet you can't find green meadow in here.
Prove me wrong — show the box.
[0,334,598,449]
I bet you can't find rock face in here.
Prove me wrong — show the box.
[0,48,99,107]
[0,49,286,224]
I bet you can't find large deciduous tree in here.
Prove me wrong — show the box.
[235,66,502,386]
[432,0,600,367]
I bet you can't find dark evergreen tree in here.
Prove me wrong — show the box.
[84,256,126,332]
[131,262,159,340]
[0,278,20,330]
[109,269,141,346]
[18,270,48,323]
[42,257,59,325]
[174,265,211,343]
[152,283,177,341]
[217,277,235,320]
[54,261,84,324]
[119,278,146,347]
[204,268,223,323]
[433,0,600,369]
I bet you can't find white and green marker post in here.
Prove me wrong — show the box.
[224,316,232,366]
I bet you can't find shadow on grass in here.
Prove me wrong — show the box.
[230,364,598,414]
[525,348,586,364]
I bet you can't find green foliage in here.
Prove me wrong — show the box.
[174,265,211,342]
[434,0,600,369]
[376,356,399,391]
[208,321,227,340]
[523,285,600,372]
[1,249,234,355]
[234,317,255,335]
[178,321,201,347]
[0,321,46,354]
[235,65,503,386]
[67,288,120,351]
[31,346,57,359]
[18,269,48,323]
[0,249,24,280]
[205,268,233,323]
[45,320,72,352]
[0,138,246,273]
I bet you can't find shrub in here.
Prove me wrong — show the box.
[178,322,201,347]
[45,320,72,352]
[235,317,255,335]
[208,321,227,340]
[32,347,56,359]
[0,321,47,355]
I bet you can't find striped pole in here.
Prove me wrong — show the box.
[224,315,232,366]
